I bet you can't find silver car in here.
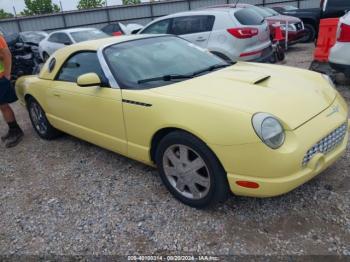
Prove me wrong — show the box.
[139,8,272,62]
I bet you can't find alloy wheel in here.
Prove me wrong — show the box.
[162,144,211,200]
[30,102,48,135]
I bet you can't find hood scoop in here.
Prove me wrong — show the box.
[218,70,271,85]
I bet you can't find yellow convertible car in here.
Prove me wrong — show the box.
[16,35,349,208]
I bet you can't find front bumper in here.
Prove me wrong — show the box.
[210,95,349,198]
[286,29,308,45]
[227,128,348,197]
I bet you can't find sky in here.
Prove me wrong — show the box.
[1,0,150,14]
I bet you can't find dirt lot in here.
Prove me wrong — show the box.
[0,43,349,256]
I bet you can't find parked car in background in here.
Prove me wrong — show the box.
[101,22,144,36]
[101,22,125,36]
[329,12,350,78]
[5,31,48,81]
[16,35,349,208]
[271,5,299,13]
[125,24,144,35]
[139,8,272,62]
[274,0,350,42]
[39,28,109,61]
[209,4,306,45]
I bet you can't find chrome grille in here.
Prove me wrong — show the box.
[302,123,348,166]
[295,22,303,31]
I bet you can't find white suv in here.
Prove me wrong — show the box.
[139,8,272,62]
[329,12,350,78]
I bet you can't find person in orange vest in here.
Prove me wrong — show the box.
[0,32,23,148]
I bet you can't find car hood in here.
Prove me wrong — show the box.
[151,62,336,130]
[266,15,301,23]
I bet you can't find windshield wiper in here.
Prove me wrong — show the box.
[137,63,234,84]
[138,74,193,84]
[191,63,233,77]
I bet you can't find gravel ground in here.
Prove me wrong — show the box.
[0,43,349,256]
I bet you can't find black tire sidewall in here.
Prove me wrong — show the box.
[27,98,59,140]
[303,24,316,43]
[155,131,229,208]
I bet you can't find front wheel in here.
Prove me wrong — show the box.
[155,131,230,208]
[27,97,61,140]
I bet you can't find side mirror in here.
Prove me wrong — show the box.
[77,73,101,87]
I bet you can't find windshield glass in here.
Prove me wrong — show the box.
[104,36,228,89]
[263,7,280,16]
[248,6,275,18]
[21,32,47,44]
[71,30,109,43]
[284,6,298,11]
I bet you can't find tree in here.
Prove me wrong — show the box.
[0,9,14,19]
[122,0,141,5]
[77,0,106,10]
[21,0,60,16]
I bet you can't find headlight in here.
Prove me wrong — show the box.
[280,24,297,32]
[322,74,336,89]
[252,113,285,149]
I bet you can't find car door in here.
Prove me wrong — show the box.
[47,51,127,155]
[169,15,215,48]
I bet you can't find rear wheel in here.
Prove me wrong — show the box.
[27,97,61,140]
[155,131,230,208]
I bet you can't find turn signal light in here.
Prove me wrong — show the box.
[236,181,260,189]
[338,23,350,42]
[227,28,259,39]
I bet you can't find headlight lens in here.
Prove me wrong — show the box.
[252,113,285,149]
[280,24,297,31]
[322,74,336,89]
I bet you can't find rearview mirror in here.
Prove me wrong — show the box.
[77,73,101,87]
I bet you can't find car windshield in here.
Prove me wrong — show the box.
[21,32,47,44]
[248,6,275,18]
[283,6,298,11]
[104,36,229,89]
[70,29,109,43]
[263,7,280,16]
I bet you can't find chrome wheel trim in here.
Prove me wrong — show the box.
[30,102,48,135]
[163,144,211,200]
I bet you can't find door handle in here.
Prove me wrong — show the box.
[196,37,206,42]
[53,93,60,97]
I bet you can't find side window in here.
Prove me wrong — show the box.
[56,52,108,85]
[102,24,114,34]
[48,33,72,44]
[142,19,171,34]
[48,33,59,43]
[170,16,215,35]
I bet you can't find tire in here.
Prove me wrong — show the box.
[301,24,317,43]
[155,131,230,208]
[27,97,61,140]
